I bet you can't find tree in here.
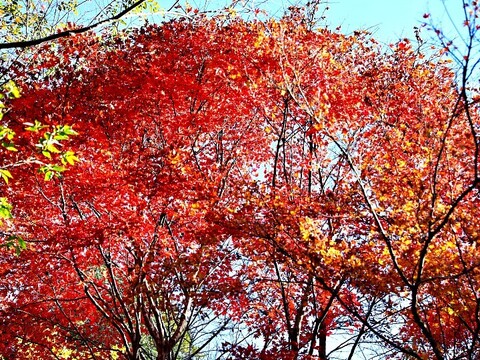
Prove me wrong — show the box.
[0,0,208,249]
[270,4,480,359]
[0,0,193,50]
[0,3,479,360]
[0,18,266,359]
[0,77,79,254]
[0,0,155,241]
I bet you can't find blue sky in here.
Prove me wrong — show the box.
[324,0,464,43]
[325,0,429,42]
[156,0,465,44]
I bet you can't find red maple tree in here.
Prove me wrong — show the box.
[0,4,479,360]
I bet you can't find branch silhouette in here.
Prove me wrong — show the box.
[0,0,180,49]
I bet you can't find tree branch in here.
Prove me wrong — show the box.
[0,0,171,49]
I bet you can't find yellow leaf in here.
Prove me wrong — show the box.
[254,33,264,48]
[0,169,13,184]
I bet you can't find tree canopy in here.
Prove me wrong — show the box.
[0,2,479,360]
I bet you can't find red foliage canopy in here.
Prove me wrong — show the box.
[0,9,479,360]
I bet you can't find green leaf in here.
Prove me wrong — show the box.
[0,127,15,141]
[56,124,78,136]
[44,170,54,181]
[0,169,13,184]
[61,150,80,166]
[42,150,52,159]
[46,142,61,153]
[25,120,47,132]
[2,142,17,152]
[4,80,21,99]
[0,197,12,219]
[2,236,27,255]
[54,134,69,140]
[17,236,26,251]
[51,165,66,172]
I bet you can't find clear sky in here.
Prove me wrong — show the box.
[325,0,429,42]
[323,0,464,43]
[157,0,465,44]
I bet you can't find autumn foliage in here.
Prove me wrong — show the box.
[0,6,479,360]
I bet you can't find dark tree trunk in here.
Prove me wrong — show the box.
[318,321,327,360]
